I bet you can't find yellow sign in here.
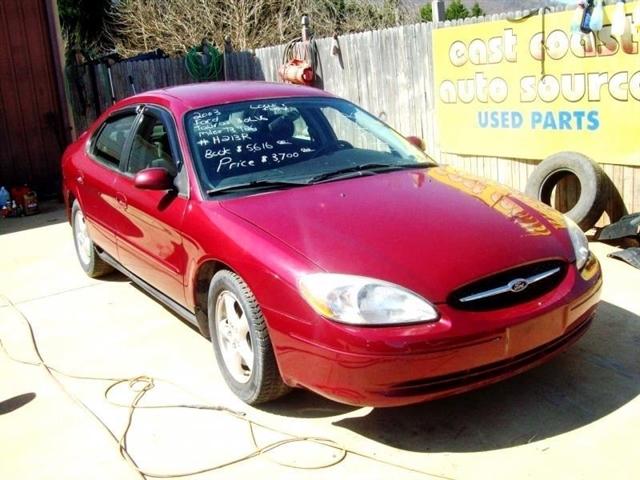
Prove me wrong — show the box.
[433,4,640,166]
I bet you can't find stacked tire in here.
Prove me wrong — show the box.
[525,152,606,231]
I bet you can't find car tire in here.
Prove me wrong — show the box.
[525,151,606,231]
[71,200,113,278]
[207,270,290,405]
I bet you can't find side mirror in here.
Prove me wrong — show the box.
[134,167,174,190]
[406,135,425,151]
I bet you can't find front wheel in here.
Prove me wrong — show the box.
[207,270,289,404]
[71,200,113,278]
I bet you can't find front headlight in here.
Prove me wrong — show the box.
[565,216,590,270]
[299,273,439,325]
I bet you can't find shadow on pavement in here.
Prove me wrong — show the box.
[332,301,640,452]
[261,388,359,418]
[0,201,67,235]
[0,393,36,415]
[129,282,201,335]
[99,271,128,282]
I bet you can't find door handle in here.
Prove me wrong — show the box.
[116,192,128,210]
[76,171,84,185]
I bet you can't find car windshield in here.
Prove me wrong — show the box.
[184,97,436,194]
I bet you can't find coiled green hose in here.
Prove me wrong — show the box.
[185,44,223,81]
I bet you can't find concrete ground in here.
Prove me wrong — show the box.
[1,202,639,480]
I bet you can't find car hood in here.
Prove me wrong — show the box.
[219,166,574,303]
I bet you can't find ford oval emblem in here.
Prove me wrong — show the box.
[508,278,529,293]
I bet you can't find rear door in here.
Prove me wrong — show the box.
[81,110,139,257]
[114,106,189,305]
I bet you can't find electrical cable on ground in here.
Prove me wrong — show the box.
[0,296,454,479]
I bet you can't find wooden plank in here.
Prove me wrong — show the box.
[367,29,381,123]
[168,57,177,86]
[148,59,157,90]
[357,32,371,113]
[499,157,512,186]
[424,23,438,159]
[634,166,640,213]
[391,28,404,132]
[625,167,631,213]
[601,163,615,226]
[140,61,149,91]
[365,29,376,121]
[412,24,426,140]
[411,24,425,140]
[633,166,639,213]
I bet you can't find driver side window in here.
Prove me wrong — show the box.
[127,114,177,176]
[321,106,388,152]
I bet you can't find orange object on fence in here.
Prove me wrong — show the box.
[278,59,314,85]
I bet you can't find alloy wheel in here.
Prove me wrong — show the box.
[214,290,254,383]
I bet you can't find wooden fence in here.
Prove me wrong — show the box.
[66,13,639,222]
[66,57,191,132]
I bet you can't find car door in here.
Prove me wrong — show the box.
[114,106,189,305]
[81,110,139,258]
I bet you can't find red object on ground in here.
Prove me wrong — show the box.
[278,59,314,85]
[61,82,602,407]
[10,185,29,207]
[9,185,38,216]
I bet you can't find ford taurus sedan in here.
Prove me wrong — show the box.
[62,82,602,407]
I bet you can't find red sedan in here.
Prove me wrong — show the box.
[62,82,602,407]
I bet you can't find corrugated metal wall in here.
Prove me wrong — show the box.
[0,0,66,196]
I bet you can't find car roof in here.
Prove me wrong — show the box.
[138,81,335,111]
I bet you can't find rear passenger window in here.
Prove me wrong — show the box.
[93,115,136,167]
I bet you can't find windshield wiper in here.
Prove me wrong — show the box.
[308,163,425,183]
[206,179,309,196]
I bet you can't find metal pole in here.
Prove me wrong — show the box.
[106,65,116,105]
[301,15,310,42]
[128,75,137,95]
[432,0,445,23]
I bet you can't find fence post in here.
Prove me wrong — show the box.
[432,0,445,24]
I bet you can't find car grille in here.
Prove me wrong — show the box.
[448,260,567,311]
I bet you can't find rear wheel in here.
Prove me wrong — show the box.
[208,270,289,404]
[71,200,113,278]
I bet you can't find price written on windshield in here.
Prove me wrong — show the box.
[216,151,301,172]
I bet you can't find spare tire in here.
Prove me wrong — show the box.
[525,152,606,231]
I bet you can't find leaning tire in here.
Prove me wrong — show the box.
[525,152,606,231]
[71,200,113,278]
[208,270,290,405]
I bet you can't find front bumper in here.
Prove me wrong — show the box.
[266,258,602,407]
